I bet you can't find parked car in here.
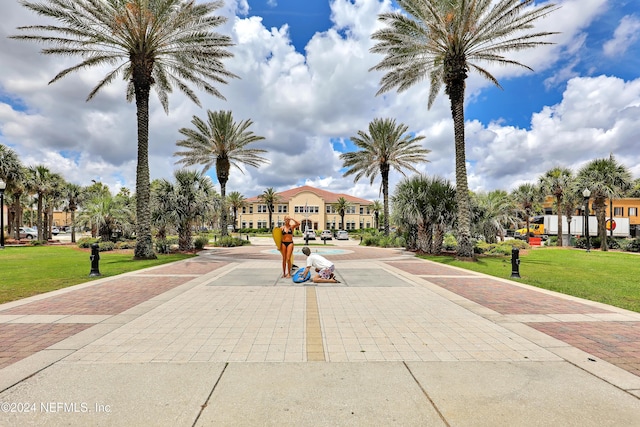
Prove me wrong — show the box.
[303,229,316,240]
[320,230,332,240]
[52,227,60,235]
[19,227,38,239]
[336,230,349,240]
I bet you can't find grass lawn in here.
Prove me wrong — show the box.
[0,245,195,304]
[420,247,640,313]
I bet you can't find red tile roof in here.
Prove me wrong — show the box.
[245,185,373,204]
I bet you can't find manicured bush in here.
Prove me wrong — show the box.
[443,233,457,251]
[624,238,640,252]
[98,241,115,252]
[213,236,250,247]
[475,240,530,256]
[194,235,210,250]
[77,237,99,248]
[575,237,601,249]
[114,240,136,250]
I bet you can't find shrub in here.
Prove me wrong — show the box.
[77,237,99,248]
[155,236,178,254]
[623,238,640,252]
[475,240,530,256]
[194,235,210,250]
[98,241,115,252]
[359,231,404,248]
[214,236,249,247]
[114,240,136,250]
[443,233,457,251]
[575,237,601,249]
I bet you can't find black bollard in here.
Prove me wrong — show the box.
[510,246,521,278]
[89,243,101,277]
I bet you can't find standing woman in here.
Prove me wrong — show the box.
[281,215,300,278]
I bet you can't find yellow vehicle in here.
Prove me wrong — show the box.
[514,219,546,240]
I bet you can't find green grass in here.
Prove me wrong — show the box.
[420,247,640,313]
[0,246,195,304]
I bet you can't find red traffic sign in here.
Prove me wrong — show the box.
[605,219,616,231]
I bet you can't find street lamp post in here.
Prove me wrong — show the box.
[0,180,6,249]
[583,188,591,253]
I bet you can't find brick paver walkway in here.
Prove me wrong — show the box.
[384,259,640,379]
[1,243,639,384]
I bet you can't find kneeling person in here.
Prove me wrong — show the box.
[300,247,339,283]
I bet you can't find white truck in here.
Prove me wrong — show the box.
[518,215,630,239]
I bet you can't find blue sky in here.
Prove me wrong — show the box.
[1,0,639,201]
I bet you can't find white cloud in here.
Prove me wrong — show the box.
[0,0,637,205]
[603,15,640,57]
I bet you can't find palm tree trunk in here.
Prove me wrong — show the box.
[447,79,473,259]
[37,195,43,241]
[381,165,390,236]
[595,198,608,251]
[71,208,77,243]
[217,158,230,237]
[556,195,563,247]
[133,81,156,260]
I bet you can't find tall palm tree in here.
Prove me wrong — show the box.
[174,110,269,236]
[560,185,583,241]
[0,145,25,239]
[539,167,574,246]
[335,197,352,230]
[576,156,631,251]
[26,165,55,241]
[340,117,430,236]
[371,200,383,230]
[511,183,543,243]
[258,187,281,230]
[13,0,237,259]
[64,183,83,243]
[370,0,558,258]
[226,191,246,231]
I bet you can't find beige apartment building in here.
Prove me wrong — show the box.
[242,185,375,231]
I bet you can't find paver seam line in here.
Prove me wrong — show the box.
[191,362,229,426]
[496,321,640,393]
[402,361,451,427]
[0,350,72,394]
[548,349,640,400]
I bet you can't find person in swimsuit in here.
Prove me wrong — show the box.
[281,215,300,278]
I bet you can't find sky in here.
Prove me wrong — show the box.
[1,0,639,203]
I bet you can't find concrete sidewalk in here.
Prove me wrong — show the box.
[1,241,639,426]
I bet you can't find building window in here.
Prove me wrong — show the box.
[326,206,332,213]
[242,206,246,214]
[630,207,638,217]
[360,207,364,215]
[613,207,623,216]
[249,206,253,214]
[257,204,268,213]
[278,205,288,213]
